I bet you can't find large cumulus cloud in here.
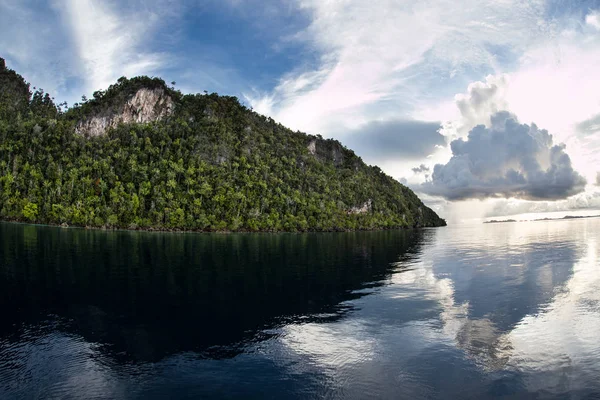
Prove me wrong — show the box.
[420,112,586,200]
[438,75,510,142]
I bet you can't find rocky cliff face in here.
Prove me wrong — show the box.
[76,87,174,137]
[307,137,348,167]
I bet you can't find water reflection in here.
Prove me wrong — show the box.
[267,220,599,399]
[504,234,600,396]
[1,219,599,399]
[0,224,426,362]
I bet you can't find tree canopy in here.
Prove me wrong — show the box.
[0,59,445,231]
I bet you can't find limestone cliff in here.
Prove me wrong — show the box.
[75,87,174,137]
[307,137,347,167]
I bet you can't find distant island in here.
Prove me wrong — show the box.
[484,215,600,224]
[0,57,445,232]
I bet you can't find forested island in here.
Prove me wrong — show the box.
[0,57,445,232]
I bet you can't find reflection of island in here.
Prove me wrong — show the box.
[484,215,600,224]
[0,223,428,363]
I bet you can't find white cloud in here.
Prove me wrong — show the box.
[586,10,600,30]
[247,0,548,136]
[0,0,73,97]
[502,37,600,187]
[59,0,171,96]
[0,0,179,104]
[244,1,600,221]
[421,111,587,201]
[408,22,600,218]
[451,75,510,137]
[506,39,600,142]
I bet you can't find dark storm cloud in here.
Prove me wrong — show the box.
[412,164,430,174]
[343,120,445,161]
[420,112,587,200]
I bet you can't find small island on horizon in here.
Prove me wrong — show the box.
[0,57,445,233]
[484,214,600,224]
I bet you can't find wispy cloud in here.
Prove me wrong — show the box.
[0,0,182,103]
[0,0,73,96]
[246,0,549,136]
[58,0,175,96]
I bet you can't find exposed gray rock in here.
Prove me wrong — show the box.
[307,137,346,166]
[76,87,174,137]
[348,199,372,214]
[307,139,317,155]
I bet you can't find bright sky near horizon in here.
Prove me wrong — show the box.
[1,0,600,223]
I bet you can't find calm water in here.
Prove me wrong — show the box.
[0,219,599,399]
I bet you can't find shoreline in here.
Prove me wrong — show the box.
[0,217,446,235]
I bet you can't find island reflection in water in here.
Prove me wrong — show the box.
[0,219,599,399]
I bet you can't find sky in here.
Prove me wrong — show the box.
[1,0,600,223]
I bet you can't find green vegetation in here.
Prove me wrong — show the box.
[0,57,445,231]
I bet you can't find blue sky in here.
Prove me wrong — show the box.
[154,1,317,95]
[0,0,316,102]
[1,0,600,221]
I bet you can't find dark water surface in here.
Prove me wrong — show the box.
[0,219,599,399]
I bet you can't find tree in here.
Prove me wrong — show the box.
[23,202,39,221]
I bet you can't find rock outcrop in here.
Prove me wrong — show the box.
[348,199,372,214]
[76,87,174,137]
[307,137,347,166]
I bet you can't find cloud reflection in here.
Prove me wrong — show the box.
[276,219,599,397]
[502,235,600,394]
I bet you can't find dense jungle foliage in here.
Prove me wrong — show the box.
[0,58,445,231]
